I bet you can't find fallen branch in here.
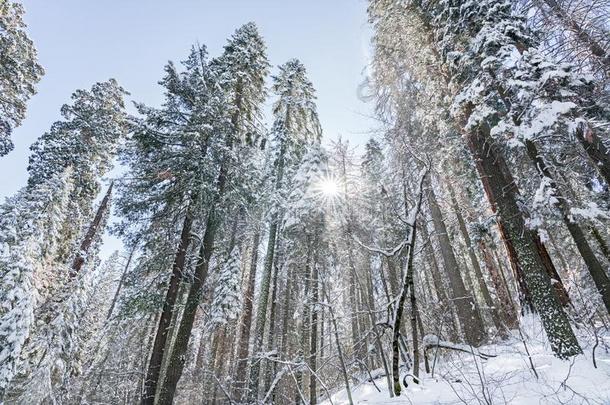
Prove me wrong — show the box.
[422,335,496,361]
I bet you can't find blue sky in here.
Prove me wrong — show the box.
[0,0,375,256]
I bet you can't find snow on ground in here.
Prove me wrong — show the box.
[322,316,610,404]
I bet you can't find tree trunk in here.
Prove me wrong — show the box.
[296,245,312,405]
[309,259,319,405]
[466,124,581,358]
[479,240,519,329]
[156,165,228,405]
[427,184,486,346]
[409,266,420,381]
[106,240,138,320]
[141,211,194,405]
[392,170,426,396]
[324,290,354,405]
[419,223,459,340]
[232,230,261,401]
[590,226,610,262]
[526,139,610,313]
[448,183,505,334]
[71,182,113,276]
[263,256,282,394]
[248,220,279,401]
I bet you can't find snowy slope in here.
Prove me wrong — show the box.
[322,317,610,404]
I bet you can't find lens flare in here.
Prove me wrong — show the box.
[319,177,339,197]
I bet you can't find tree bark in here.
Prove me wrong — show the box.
[427,183,486,346]
[71,182,113,276]
[232,230,261,401]
[448,183,505,334]
[479,240,519,329]
[525,139,610,313]
[156,165,227,405]
[465,123,581,358]
[141,211,194,405]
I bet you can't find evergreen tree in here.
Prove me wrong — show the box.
[0,0,44,156]
[2,181,113,404]
[0,169,73,399]
[122,44,231,405]
[28,79,128,262]
[247,58,321,401]
[154,23,269,405]
[209,246,242,327]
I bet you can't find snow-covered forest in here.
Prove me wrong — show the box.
[1,0,610,403]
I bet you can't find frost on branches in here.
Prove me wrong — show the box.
[209,246,242,327]
[0,170,72,397]
[0,0,44,156]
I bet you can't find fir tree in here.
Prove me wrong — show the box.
[0,0,44,156]
[0,169,73,399]
[145,23,269,405]
[209,246,242,327]
[247,59,321,401]
[28,79,128,262]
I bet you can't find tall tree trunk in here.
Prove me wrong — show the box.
[141,211,194,405]
[447,183,504,334]
[71,182,113,276]
[427,184,486,346]
[106,240,138,320]
[392,170,426,396]
[263,257,282,394]
[233,229,261,401]
[248,220,280,401]
[309,259,319,405]
[156,165,228,405]
[465,124,581,358]
[296,245,312,405]
[419,223,459,340]
[525,140,610,313]
[479,240,519,329]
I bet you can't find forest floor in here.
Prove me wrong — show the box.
[323,316,610,404]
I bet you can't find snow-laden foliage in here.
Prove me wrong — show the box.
[0,0,44,156]
[2,5,610,405]
[0,169,72,396]
[2,189,111,404]
[209,246,242,326]
[214,22,269,147]
[284,144,329,231]
[27,80,128,262]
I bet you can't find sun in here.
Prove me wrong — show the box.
[320,178,339,196]
[316,175,340,199]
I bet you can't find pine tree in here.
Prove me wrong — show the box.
[27,79,128,262]
[2,178,113,404]
[0,0,44,156]
[0,169,73,399]
[124,44,231,405]
[247,59,321,401]
[209,247,242,327]
[155,23,269,405]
